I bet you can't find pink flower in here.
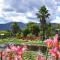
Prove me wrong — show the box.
[44,38,53,48]
[17,55,22,60]
[36,55,45,60]
[6,56,11,60]
[49,47,60,58]
[2,51,6,60]
[14,55,18,60]
[16,47,23,55]
[10,45,17,51]
[53,34,59,48]
[5,47,11,52]
[22,45,27,51]
[16,46,27,55]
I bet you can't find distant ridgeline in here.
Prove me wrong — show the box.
[0,22,58,30]
[0,22,26,30]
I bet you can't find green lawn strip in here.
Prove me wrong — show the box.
[25,40,45,46]
[0,38,45,46]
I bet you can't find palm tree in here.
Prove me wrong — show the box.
[36,6,50,40]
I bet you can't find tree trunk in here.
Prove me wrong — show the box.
[41,23,46,41]
[40,17,46,41]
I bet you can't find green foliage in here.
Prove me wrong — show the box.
[55,24,60,29]
[26,22,40,36]
[11,22,21,36]
[26,33,33,40]
[37,6,50,40]
[0,30,11,38]
[16,33,24,39]
[0,30,9,34]
[22,28,30,37]
[27,33,33,37]
[22,51,36,60]
[39,6,49,16]
[46,23,52,38]
[40,46,47,55]
[28,45,39,51]
[16,33,21,39]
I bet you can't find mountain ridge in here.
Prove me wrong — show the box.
[0,22,26,30]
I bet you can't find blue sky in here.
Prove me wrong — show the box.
[0,0,60,24]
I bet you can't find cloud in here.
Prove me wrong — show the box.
[0,17,11,24]
[51,16,60,23]
[0,0,60,24]
[57,6,60,12]
[4,0,42,12]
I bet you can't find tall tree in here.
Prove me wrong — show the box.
[46,23,52,38]
[36,6,50,40]
[26,22,40,36]
[11,22,21,36]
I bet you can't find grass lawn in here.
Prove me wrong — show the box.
[0,38,45,46]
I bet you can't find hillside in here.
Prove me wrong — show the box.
[0,22,26,30]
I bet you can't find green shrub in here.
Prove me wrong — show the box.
[27,33,33,39]
[0,30,11,38]
[22,51,36,60]
[39,46,47,55]
[11,22,21,36]
[26,22,40,36]
[16,33,24,39]
[28,46,39,51]
[23,28,30,37]
[16,33,21,39]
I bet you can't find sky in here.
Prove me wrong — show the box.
[0,0,60,24]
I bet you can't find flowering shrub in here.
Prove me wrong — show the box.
[0,45,27,60]
[44,34,60,60]
[0,45,38,60]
